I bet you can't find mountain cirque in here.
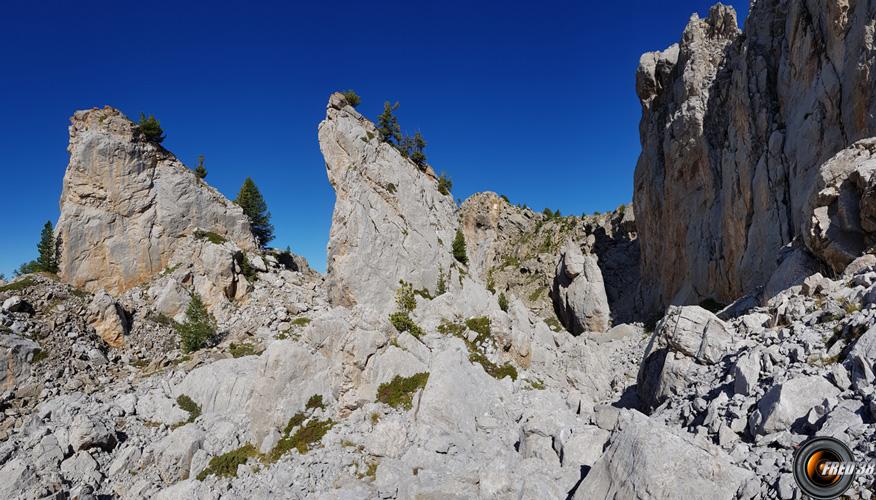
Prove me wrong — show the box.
[0,2,876,498]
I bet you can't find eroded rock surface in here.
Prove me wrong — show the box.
[319,92,458,312]
[57,106,256,295]
[635,2,876,315]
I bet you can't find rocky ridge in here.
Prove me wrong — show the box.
[2,4,876,496]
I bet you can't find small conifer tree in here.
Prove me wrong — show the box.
[235,177,274,247]
[377,102,401,144]
[176,293,216,353]
[410,132,427,169]
[194,155,207,179]
[452,229,468,265]
[137,113,165,143]
[36,221,59,273]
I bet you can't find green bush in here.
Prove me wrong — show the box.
[452,229,468,265]
[235,252,258,282]
[197,443,258,480]
[305,394,325,411]
[376,373,429,409]
[395,281,417,313]
[389,312,424,339]
[176,293,216,353]
[498,293,508,312]
[283,412,306,435]
[177,395,202,423]
[138,113,165,143]
[270,418,335,459]
[469,351,518,381]
[341,90,361,107]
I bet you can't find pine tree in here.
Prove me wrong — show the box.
[36,221,59,273]
[437,173,452,196]
[235,177,274,247]
[137,113,165,143]
[452,229,468,265]
[341,90,361,107]
[176,293,216,353]
[377,101,401,144]
[194,155,207,179]
[410,132,427,170]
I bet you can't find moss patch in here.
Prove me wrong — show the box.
[291,317,311,327]
[464,317,491,344]
[194,230,227,245]
[229,342,258,358]
[376,372,429,410]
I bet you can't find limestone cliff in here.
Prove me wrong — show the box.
[634,2,876,315]
[57,106,256,294]
[319,92,458,312]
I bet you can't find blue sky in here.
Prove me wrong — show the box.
[0,1,748,276]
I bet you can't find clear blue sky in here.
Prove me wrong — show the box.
[0,1,747,276]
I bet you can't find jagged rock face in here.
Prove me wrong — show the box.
[460,193,640,324]
[57,107,256,295]
[803,138,876,271]
[319,93,457,312]
[551,239,610,333]
[634,2,876,315]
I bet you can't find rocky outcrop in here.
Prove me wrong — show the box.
[57,106,256,295]
[634,2,876,315]
[460,193,640,324]
[319,93,457,312]
[551,239,610,333]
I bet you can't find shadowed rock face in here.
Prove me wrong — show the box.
[56,106,256,294]
[319,92,458,312]
[634,2,876,316]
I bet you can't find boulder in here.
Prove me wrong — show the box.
[575,410,753,499]
[551,240,610,333]
[318,92,457,313]
[69,414,117,451]
[56,106,256,295]
[750,376,840,435]
[732,350,760,396]
[2,296,31,314]
[0,334,40,392]
[148,424,205,483]
[637,306,733,410]
[87,290,129,348]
